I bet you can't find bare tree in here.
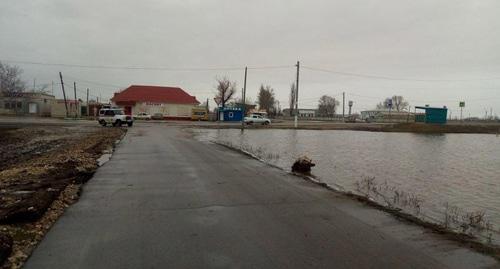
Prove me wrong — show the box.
[392,95,408,112]
[376,98,392,110]
[317,95,339,117]
[0,61,25,97]
[257,84,276,115]
[288,83,296,116]
[376,96,408,111]
[214,76,236,108]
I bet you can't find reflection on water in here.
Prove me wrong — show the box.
[195,129,500,230]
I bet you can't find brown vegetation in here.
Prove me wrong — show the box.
[0,126,125,268]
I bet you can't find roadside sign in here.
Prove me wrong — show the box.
[459,101,465,107]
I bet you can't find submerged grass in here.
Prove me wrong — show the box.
[355,176,499,245]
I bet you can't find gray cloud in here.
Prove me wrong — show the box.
[1,0,499,116]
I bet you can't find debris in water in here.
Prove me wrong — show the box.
[292,156,315,173]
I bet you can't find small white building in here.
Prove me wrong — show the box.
[0,91,55,116]
[298,109,316,118]
[361,109,415,122]
[111,85,200,119]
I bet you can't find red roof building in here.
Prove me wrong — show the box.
[111,85,200,119]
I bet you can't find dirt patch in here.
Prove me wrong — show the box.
[0,125,126,268]
[0,234,12,266]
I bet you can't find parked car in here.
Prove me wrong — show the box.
[244,114,271,125]
[98,108,133,127]
[133,112,152,120]
[191,107,208,121]
[151,113,164,120]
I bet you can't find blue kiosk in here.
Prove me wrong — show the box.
[218,107,244,122]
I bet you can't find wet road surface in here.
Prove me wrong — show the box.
[23,124,498,268]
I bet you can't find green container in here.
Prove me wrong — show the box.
[415,106,448,124]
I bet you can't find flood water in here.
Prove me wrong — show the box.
[194,129,500,238]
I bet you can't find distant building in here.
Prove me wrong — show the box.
[86,101,105,117]
[51,99,81,118]
[111,85,200,119]
[361,109,415,123]
[298,109,316,118]
[233,103,257,116]
[0,91,55,116]
[282,108,317,117]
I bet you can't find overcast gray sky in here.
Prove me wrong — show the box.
[1,0,499,117]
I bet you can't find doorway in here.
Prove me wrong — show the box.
[124,106,132,115]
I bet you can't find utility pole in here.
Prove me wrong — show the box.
[33,78,36,91]
[460,106,463,122]
[73,82,78,118]
[59,72,69,118]
[407,105,411,122]
[241,66,247,130]
[86,88,89,116]
[294,61,300,128]
[51,81,54,95]
[342,92,345,122]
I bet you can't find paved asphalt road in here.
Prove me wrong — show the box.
[24,124,498,269]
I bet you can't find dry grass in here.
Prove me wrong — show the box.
[355,177,498,245]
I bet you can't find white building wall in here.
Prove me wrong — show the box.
[129,102,195,118]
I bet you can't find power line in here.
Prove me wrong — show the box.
[63,75,125,89]
[347,92,500,104]
[8,57,500,82]
[2,59,292,72]
[301,66,500,82]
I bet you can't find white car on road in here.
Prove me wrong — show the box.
[244,114,271,125]
[133,112,152,120]
[98,108,133,127]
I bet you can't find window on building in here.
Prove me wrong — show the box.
[4,102,10,109]
[17,102,22,109]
